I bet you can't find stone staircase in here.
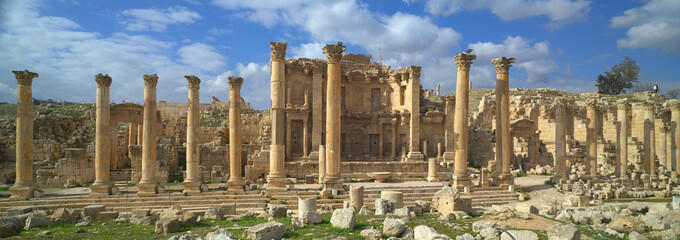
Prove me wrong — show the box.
[110,169,132,182]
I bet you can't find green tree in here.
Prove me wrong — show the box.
[595,56,640,95]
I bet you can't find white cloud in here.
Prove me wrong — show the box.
[611,0,680,54]
[290,42,326,59]
[0,82,17,102]
[407,0,591,30]
[120,6,201,32]
[177,43,227,72]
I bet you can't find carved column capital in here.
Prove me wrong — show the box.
[555,97,571,107]
[185,75,201,90]
[409,66,421,80]
[454,51,476,71]
[642,101,656,111]
[228,76,243,90]
[585,99,599,111]
[94,73,112,88]
[13,69,39,86]
[323,42,346,63]
[491,57,516,74]
[616,99,630,109]
[143,74,158,88]
[270,42,287,61]
[444,95,456,108]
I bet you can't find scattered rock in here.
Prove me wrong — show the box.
[205,206,224,220]
[479,227,500,240]
[432,187,471,215]
[24,216,53,230]
[0,222,20,238]
[155,217,180,235]
[415,200,431,213]
[375,199,396,215]
[98,211,119,221]
[6,206,34,216]
[220,203,237,215]
[413,225,453,240]
[330,208,356,229]
[393,207,410,217]
[547,224,580,240]
[205,228,237,240]
[246,221,285,240]
[608,215,645,233]
[131,215,158,225]
[516,203,539,214]
[131,209,150,218]
[82,205,106,220]
[269,204,288,218]
[291,218,303,230]
[628,231,648,240]
[359,205,375,215]
[49,208,81,223]
[501,230,538,240]
[299,211,323,224]
[456,233,474,240]
[360,228,383,240]
[383,217,406,236]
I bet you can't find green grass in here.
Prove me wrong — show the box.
[544,179,555,186]
[516,172,528,177]
[603,199,671,203]
[0,186,9,191]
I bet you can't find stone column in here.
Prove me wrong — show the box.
[91,73,114,195]
[379,123,384,158]
[322,42,345,193]
[267,42,288,194]
[349,185,364,212]
[309,63,324,159]
[183,75,202,194]
[586,99,599,179]
[286,118,292,157]
[227,76,245,194]
[137,123,143,145]
[427,157,439,182]
[644,101,657,179]
[671,100,680,174]
[138,74,160,196]
[128,122,137,146]
[451,51,475,188]
[660,124,669,169]
[443,96,455,161]
[437,142,442,159]
[303,119,309,157]
[492,56,515,187]
[10,70,39,200]
[318,145,325,183]
[617,99,630,180]
[391,119,398,158]
[422,140,428,158]
[407,66,425,161]
[554,97,568,181]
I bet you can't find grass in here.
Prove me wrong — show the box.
[544,179,555,186]
[603,199,671,203]
[0,186,9,191]
[516,172,528,177]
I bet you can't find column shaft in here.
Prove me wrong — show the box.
[616,100,629,179]
[303,120,308,157]
[443,96,455,161]
[406,66,424,161]
[322,43,345,192]
[645,103,657,179]
[586,100,598,179]
[267,42,288,193]
[378,123,384,158]
[318,145,326,183]
[10,70,38,200]
[492,57,515,187]
[391,119,397,158]
[91,74,113,195]
[227,76,245,194]
[452,51,475,188]
[128,123,137,146]
[671,101,680,174]
[554,98,567,180]
[183,75,201,194]
[138,74,159,196]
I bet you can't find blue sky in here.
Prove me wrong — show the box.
[0,0,678,110]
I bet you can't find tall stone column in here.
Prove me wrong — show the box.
[322,42,346,193]
[554,97,568,181]
[660,124,668,168]
[391,119,398,158]
[617,99,630,179]
[644,101,657,179]
[286,118,292,157]
[138,74,159,196]
[406,66,424,161]
[91,73,114,195]
[378,123,384,158]
[443,96,455,161]
[492,57,516,187]
[10,70,39,200]
[267,42,288,194]
[671,100,680,174]
[451,51,475,188]
[427,157,439,182]
[183,75,202,194]
[137,123,143,145]
[586,99,599,179]
[318,145,326,183]
[128,122,137,146]
[303,119,309,157]
[309,63,324,159]
[227,76,245,194]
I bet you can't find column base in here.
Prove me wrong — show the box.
[497,173,515,188]
[427,176,440,182]
[137,182,159,197]
[308,151,319,160]
[226,179,245,195]
[406,151,425,162]
[182,181,202,195]
[442,152,455,162]
[322,176,344,195]
[90,182,113,196]
[9,185,38,200]
[451,174,471,189]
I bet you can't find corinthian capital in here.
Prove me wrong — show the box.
[94,73,112,88]
[585,99,599,110]
[616,99,630,109]
[642,101,656,111]
[228,76,243,90]
[270,42,287,61]
[409,66,421,80]
[555,97,571,107]
[454,51,476,71]
[185,75,201,90]
[323,42,346,63]
[12,69,39,86]
[491,57,516,74]
[143,74,158,88]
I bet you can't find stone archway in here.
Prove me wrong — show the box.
[510,118,540,171]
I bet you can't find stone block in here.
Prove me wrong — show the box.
[360,228,382,240]
[501,230,538,240]
[205,228,237,240]
[381,191,404,208]
[6,206,33,216]
[220,203,237,215]
[49,208,80,223]
[330,208,356,229]
[414,225,452,240]
[299,211,322,225]
[375,199,396,215]
[155,217,180,235]
[98,211,119,221]
[269,204,287,218]
[359,206,375,215]
[383,217,406,236]
[246,221,285,240]
[516,203,539,214]
[298,198,316,215]
[132,209,150,218]
[432,187,471,215]
[393,207,410,217]
[608,216,645,233]
[204,206,223,220]
[82,205,106,220]
[24,216,53,230]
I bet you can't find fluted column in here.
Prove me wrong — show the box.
[451,51,475,188]
[671,100,680,174]
[138,74,159,196]
[309,63,324,160]
[267,42,288,194]
[183,75,202,194]
[406,66,424,161]
[322,42,346,193]
[586,99,599,179]
[91,74,114,195]
[10,70,39,200]
[227,76,245,194]
[643,101,657,179]
[391,119,398,158]
[128,123,137,146]
[617,99,630,179]
[554,97,568,181]
[660,124,669,169]
[318,145,325,183]
[443,96,455,161]
[137,123,143,145]
[492,57,516,187]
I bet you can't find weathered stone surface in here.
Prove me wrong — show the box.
[49,208,80,223]
[375,199,396,215]
[383,217,406,236]
[205,228,237,240]
[414,225,453,240]
[330,208,356,229]
[608,216,645,233]
[501,230,538,240]
[547,224,580,240]
[359,206,375,215]
[472,221,506,233]
[291,218,303,230]
[393,207,410,217]
[246,221,285,240]
[659,229,679,240]
[298,198,317,215]
[82,205,106,220]
[205,206,223,220]
[220,203,237,215]
[299,211,322,224]
[75,216,92,227]
[131,215,158,225]
[6,206,33,216]
[24,216,53,230]
[155,217,180,235]
[400,227,415,239]
[381,191,404,208]
[168,232,197,240]
[360,228,382,240]
[0,222,20,238]
[516,203,539,214]
[432,187,470,215]
[416,200,431,213]
[98,211,119,221]
[627,202,649,213]
[269,204,287,218]
[456,233,475,240]
[479,227,500,240]
[132,209,150,218]
[628,231,648,240]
